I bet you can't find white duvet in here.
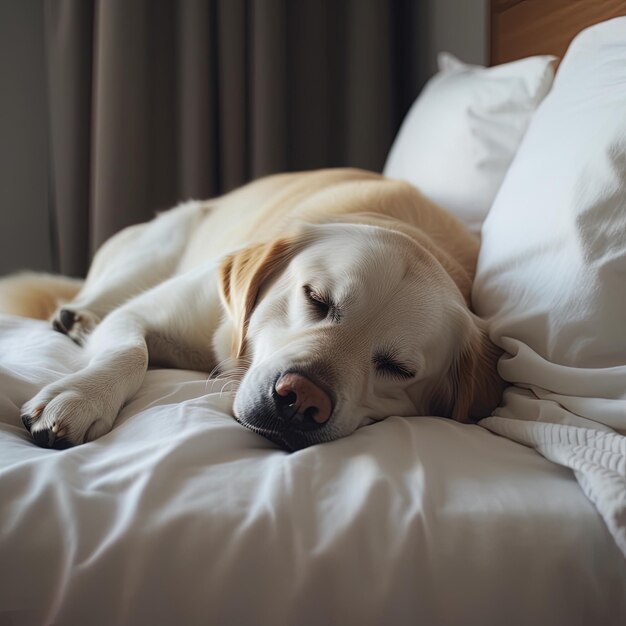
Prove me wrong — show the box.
[0,315,625,626]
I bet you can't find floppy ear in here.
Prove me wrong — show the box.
[218,237,300,359]
[430,314,506,423]
[450,320,506,422]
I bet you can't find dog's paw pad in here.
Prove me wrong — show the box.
[21,392,70,448]
[52,308,76,333]
[22,381,116,449]
[24,406,74,449]
[50,308,99,345]
[30,424,72,450]
[32,426,56,448]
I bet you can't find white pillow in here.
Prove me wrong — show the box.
[473,17,626,434]
[384,52,555,233]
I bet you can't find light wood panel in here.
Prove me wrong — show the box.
[491,0,626,65]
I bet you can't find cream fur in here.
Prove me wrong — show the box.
[0,272,83,320]
[7,169,504,450]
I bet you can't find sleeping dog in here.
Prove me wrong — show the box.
[3,169,504,450]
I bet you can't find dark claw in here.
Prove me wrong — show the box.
[20,414,33,431]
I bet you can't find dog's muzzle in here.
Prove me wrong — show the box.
[272,372,332,430]
[234,369,336,450]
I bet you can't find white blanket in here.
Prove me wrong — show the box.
[482,412,626,556]
[480,340,626,558]
[1,316,625,626]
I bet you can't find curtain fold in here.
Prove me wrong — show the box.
[45,0,426,277]
[178,0,218,198]
[45,0,94,275]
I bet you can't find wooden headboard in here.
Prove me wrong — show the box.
[490,0,626,65]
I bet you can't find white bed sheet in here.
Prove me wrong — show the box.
[0,316,625,626]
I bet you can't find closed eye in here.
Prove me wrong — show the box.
[373,354,416,380]
[303,285,340,322]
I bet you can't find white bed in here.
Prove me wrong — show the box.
[0,315,625,626]
[3,11,626,626]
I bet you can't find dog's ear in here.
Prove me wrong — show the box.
[218,237,301,358]
[450,320,506,422]
[430,313,506,422]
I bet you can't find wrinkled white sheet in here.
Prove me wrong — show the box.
[0,316,625,626]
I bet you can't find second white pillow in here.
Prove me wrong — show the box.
[384,52,555,234]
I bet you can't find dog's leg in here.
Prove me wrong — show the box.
[22,311,149,447]
[23,264,222,447]
[52,200,210,344]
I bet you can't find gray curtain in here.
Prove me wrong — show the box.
[45,0,428,277]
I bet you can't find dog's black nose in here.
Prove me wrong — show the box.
[272,373,332,430]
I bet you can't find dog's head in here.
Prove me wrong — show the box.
[218,223,503,450]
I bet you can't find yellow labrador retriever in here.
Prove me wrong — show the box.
[3,169,504,450]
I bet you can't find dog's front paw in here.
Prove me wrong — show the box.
[51,307,99,345]
[21,379,117,448]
